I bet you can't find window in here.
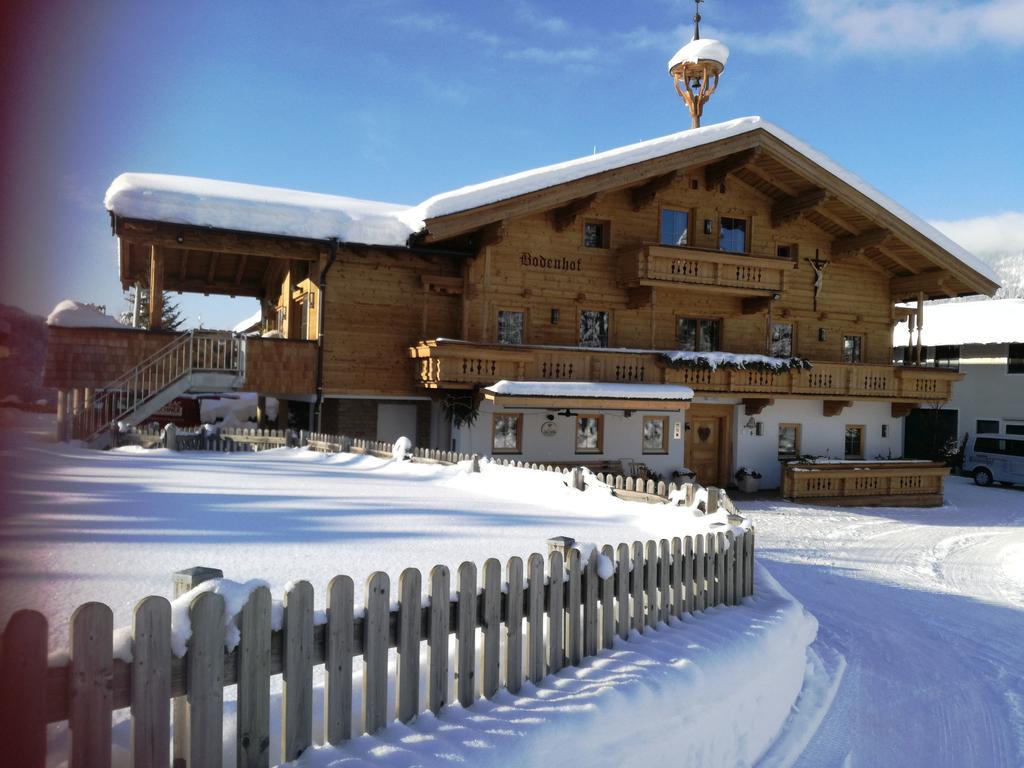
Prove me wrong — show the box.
[976,419,1000,434]
[1009,343,1024,374]
[770,323,794,357]
[276,306,286,335]
[492,413,522,453]
[677,317,720,352]
[497,310,524,345]
[583,220,609,248]
[579,310,609,348]
[894,346,913,366]
[777,243,797,260]
[845,425,865,459]
[299,293,313,340]
[778,424,801,459]
[660,208,690,246]
[576,415,603,453]
[1007,424,1024,436]
[719,216,747,253]
[933,344,960,370]
[842,335,863,363]
[974,437,1024,456]
[642,415,669,454]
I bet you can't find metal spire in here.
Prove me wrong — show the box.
[693,0,703,40]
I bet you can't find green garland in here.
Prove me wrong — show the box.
[659,354,812,372]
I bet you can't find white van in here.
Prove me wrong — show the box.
[964,433,1024,487]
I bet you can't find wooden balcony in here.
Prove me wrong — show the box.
[408,339,960,403]
[782,461,951,507]
[620,244,787,296]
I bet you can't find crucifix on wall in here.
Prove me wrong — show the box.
[806,250,829,310]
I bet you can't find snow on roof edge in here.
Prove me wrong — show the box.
[485,380,695,401]
[103,117,998,288]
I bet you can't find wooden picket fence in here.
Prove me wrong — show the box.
[0,529,755,768]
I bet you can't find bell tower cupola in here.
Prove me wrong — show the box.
[668,0,730,128]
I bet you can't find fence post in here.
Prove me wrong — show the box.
[0,610,48,768]
[164,423,177,451]
[546,536,575,562]
[707,487,721,515]
[172,567,223,768]
[571,467,585,491]
[470,454,480,473]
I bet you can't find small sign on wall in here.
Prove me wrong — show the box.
[673,421,682,440]
[541,421,557,436]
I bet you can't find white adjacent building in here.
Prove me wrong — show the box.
[895,299,1024,453]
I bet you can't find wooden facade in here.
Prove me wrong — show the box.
[46,124,997,486]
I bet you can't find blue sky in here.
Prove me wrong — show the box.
[2,0,1022,328]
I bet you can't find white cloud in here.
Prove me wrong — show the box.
[723,0,1024,58]
[505,47,599,64]
[929,212,1024,256]
[514,2,568,34]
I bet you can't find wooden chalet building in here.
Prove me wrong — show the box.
[44,28,999,490]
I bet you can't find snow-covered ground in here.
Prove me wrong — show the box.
[4,409,1021,766]
[739,479,1024,767]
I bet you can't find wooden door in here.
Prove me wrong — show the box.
[684,405,732,488]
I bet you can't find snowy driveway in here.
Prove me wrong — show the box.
[741,477,1024,767]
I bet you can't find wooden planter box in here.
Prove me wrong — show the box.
[781,460,950,507]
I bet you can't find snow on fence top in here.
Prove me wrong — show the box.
[667,37,730,71]
[894,298,1024,347]
[46,299,124,329]
[104,117,998,285]
[486,380,695,401]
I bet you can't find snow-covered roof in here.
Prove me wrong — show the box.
[105,173,414,247]
[485,381,695,401]
[104,116,998,286]
[232,309,262,334]
[894,299,1024,346]
[667,38,729,72]
[46,299,124,329]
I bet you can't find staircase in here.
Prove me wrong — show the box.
[78,330,246,448]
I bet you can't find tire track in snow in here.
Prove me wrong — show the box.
[745,479,1024,767]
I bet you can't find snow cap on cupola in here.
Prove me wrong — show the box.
[668,0,729,128]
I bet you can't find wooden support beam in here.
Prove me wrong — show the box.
[178,250,190,282]
[548,194,597,232]
[831,228,890,258]
[890,270,954,300]
[233,254,248,286]
[771,188,827,227]
[822,400,853,418]
[117,218,322,261]
[206,253,219,285]
[473,222,505,250]
[149,246,164,330]
[741,296,772,315]
[743,398,773,416]
[810,203,858,237]
[891,402,918,419]
[704,148,760,191]
[875,244,919,274]
[737,163,798,198]
[629,172,677,211]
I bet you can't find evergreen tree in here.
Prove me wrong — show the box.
[120,287,186,330]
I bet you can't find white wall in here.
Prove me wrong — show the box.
[732,399,904,489]
[454,401,688,478]
[944,343,1024,436]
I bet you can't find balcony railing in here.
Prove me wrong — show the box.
[620,244,787,295]
[409,339,960,403]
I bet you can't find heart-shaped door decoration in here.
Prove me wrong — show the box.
[697,426,711,443]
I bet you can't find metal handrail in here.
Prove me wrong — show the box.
[81,330,245,442]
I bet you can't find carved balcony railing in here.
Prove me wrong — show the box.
[409,339,961,403]
[619,244,787,295]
